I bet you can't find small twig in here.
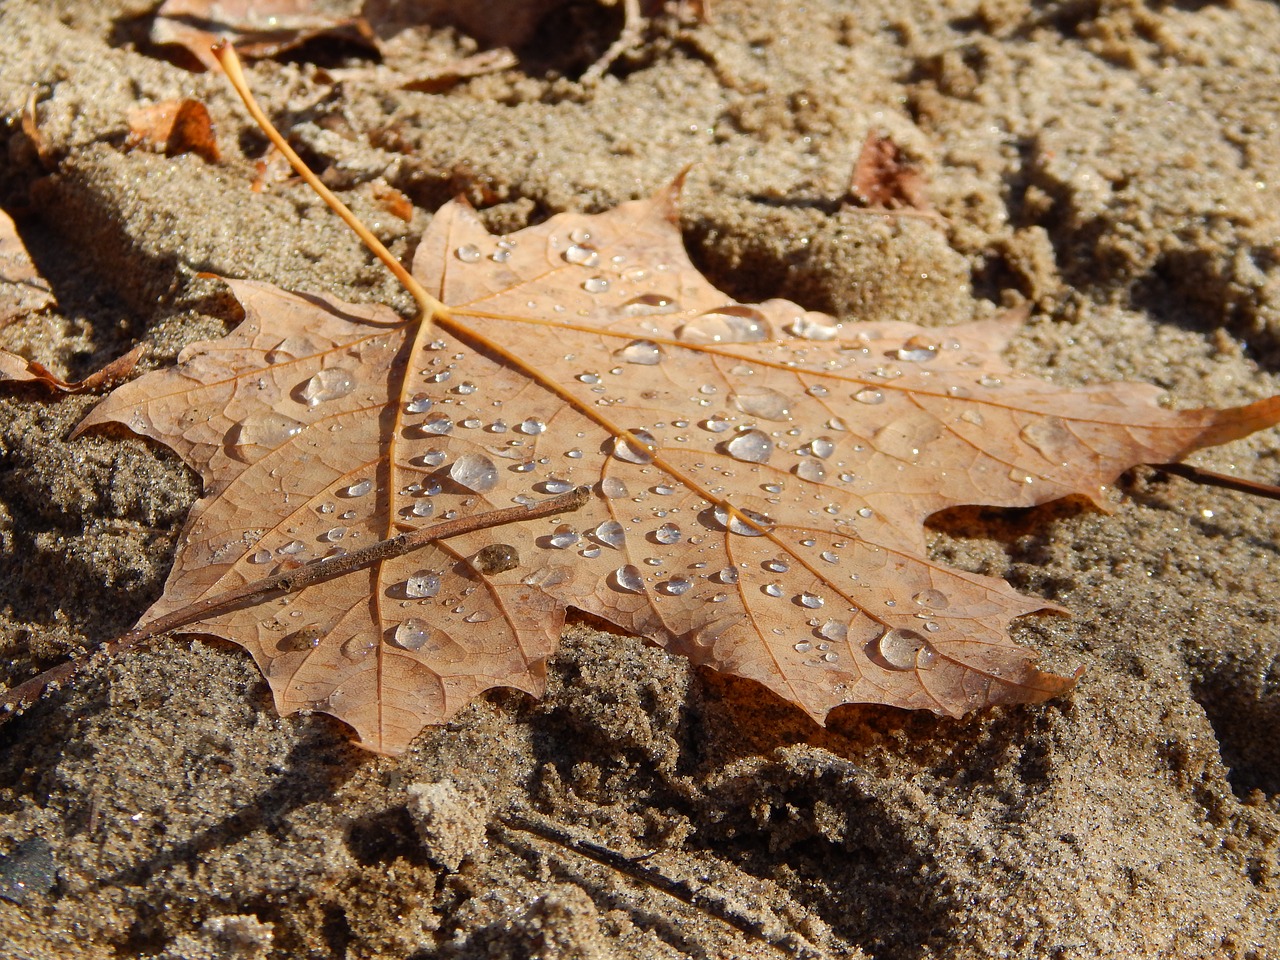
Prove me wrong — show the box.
[0,487,591,722]
[498,810,825,959]
[582,0,646,84]
[1153,462,1280,502]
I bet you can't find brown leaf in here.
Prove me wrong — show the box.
[126,99,221,164]
[1,344,146,393]
[151,0,374,71]
[0,208,56,328]
[849,131,931,212]
[77,182,1280,754]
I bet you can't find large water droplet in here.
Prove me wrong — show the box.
[455,244,481,263]
[711,504,773,536]
[563,243,600,267]
[654,522,682,544]
[912,589,949,609]
[799,592,824,609]
[406,573,441,598]
[594,519,626,548]
[418,416,454,435]
[620,293,679,316]
[474,543,519,574]
[344,479,373,497]
[677,306,772,344]
[394,618,434,650]
[518,418,546,435]
[406,394,433,414]
[582,276,610,294]
[548,525,581,549]
[732,386,792,421]
[794,460,825,482]
[230,413,305,450]
[613,564,645,593]
[1019,417,1074,465]
[877,628,933,670]
[659,577,692,596]
[613,339,663,365]
[809,437,835,459]
[449,453,499,492]
[726,429,774,464]
[854,388,885,405]
[819,619,847,642]
[787,312,841,340]
[600,477,629,499]
[300,369,356,407]
[717,566,739,584]
[612,428,657,464]
[341,635,377,661]
[891,335,939,362]
[277,539,306,555]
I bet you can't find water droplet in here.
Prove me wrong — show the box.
[787,312,841,340]
[518,418,546,435]
[659,577,692,596]
[584,520,623,550]
[563,243,600,267]
[701,416,732,433]
[877,628,933,670]
[795,460,825,482]
[726,429,774,463]
[300,368,356,407]
[613,565,645,593]
[418,416,454,435]
[819,619,847,641]
[319,502,335,514]
[449,453,499,492]
[916,646,938,669]
[807,384,831,399]
[764,582,784,597]
[794,641,813,653]
[764,558,789,573]
[394,618,433,650]
[960,410,984,426]
[799,592,824,609]
[229,413,305,451]
[620,293,679,316]
[654,522,682,544]
[418,450,448,468]
[463,610,493,623]
[249,548,272,564]
[677,306,772,344]
[577,372,601,384]
[891,335,939,362]
[711,504,774,536]
[341,636,377,661]
[411,500,435,518]
[548,525,581,549]
[474,543,519,574]
[344,479,373,497]
[538,478,574,495]
[820,550,839,563]
[947,385,971,399]
[979,375,1003,388]
[582,276,610,294]
[406,573,441,598]
[856,507,874,519]
[854,388,885,405]
[324,526,347,542]
[455,244,482,263]
[809,437,835,459]
[1019,417,1074,464]
[912,589,949,609]
[732,386,792,421]
[717,566,739,584]
[453,381,477,396]
[613,339,663,365]
[586,480,623,507]
[406,394,433,414]
[612,428,657,464]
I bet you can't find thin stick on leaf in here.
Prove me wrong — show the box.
[0,487,591,722]
[1154,462,1280,502]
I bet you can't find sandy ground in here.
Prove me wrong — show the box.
[1,0,1279,957]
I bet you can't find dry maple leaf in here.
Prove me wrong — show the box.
[68,172,1280,753]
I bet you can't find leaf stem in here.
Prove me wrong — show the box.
[213,41,447,323]
[0,487,591,724]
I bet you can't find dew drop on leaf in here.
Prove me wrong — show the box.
[799,592,825,609]
[394,618,433,650]
[612,564,645,593]
[300,368,356,406]
[249,548,271,564]
[912,589,949,609]
[854,388,885,405]
[654,522,682,544]
[405,573,441,599]
[411,500,435,518]
[344,479,373,497]
[891,335,939,362]
[582,277,610,293]
[620,293,678,316]
[660,577,692,596]
[819,619,847,642]
[474,543,519,574]
[677,306,771,344]
[517,418,546,435]
[877,628,933,670]
[732,386,792,421]
[1019,417,1074,464]
[406,394,433,414]
[548,525,581,549]
[418,416,454,436]
[795,460,825,482]
[716,566,739,584]
[539,478,574,494]
[454,244,482,263]
[563,243,600,267]
[340,636,377,661]
[711,504,773,536]
[787,312,841,340]
[809,437,835,459]
[449,453,499,492]
[613,339,663,365]
[612,429,657,464]
[600,476,629,499]
[726,428,774,463]
[230,413,305,449]
[594,519,626,547]
[764,582,784,597]
[277,539,306,555]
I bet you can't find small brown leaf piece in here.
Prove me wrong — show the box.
[849,131,930,211]
[0,209,55,328]
[151,0,374,71]
[1,344,145,393]
[78,183,1280,754]
[126,99,221,164]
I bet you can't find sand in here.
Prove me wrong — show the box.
[1,0,1278,957]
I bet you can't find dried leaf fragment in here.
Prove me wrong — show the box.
[849,131,931,211]
[75,178,1280,754]
[0,209,55,328]
[126,99,221,164]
